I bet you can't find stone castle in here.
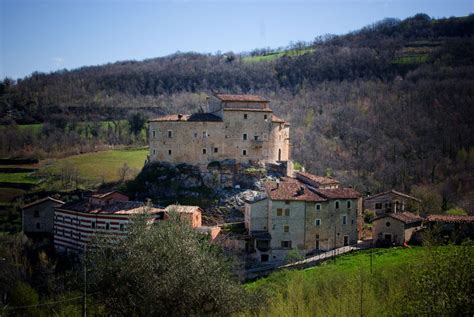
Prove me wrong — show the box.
[148,94,291,167]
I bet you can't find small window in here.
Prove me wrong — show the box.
[315,204,321,211]
[285,200,290,205]
[244,114,248,119]
[254,135,259,141]
[315,219,321,226]
[152,149,156,155]
[91,221,96,229]
[36,223,40,229]
[284,225,290,233]
[347,201,352,209]
[106,223,110,230]
[342,215,347,225]
[264,114,268,120]
[281,241,292,249]
[243,133,247,140]
[375,203,382,209]
[284,209,290,216]
[202,148,207,155]
[120,224,125,231]
[152,130,156,138]
[277,208,283,216]
[242,149,247,156]
[168,130,172,138]
[34,210,40,218]
[335,201,340,209]
[386,221,391,227]
[203,131,207,138]
[194,132,198,138]
[168,150,172,155]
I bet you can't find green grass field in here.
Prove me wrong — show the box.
[41,148,148,184]
[0,172,40,184]
[244,246,473,316]
[243,48,314,63]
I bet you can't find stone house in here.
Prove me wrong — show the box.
[22,196,64,238]
[148,94,291,168]
[244,173,361,262]
[372,212,424,246]
[425,214,474,242]
[364,190,421,216]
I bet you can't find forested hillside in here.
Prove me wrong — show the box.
[1,13,473,211]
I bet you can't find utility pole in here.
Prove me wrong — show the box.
[82,244,87,317]
[334,225,337,264]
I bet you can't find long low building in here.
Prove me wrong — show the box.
[53,191,209,253]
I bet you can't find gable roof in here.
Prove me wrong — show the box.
[296,172,340,187]
[373,212,424,224]
[264,181,326,202]
[148,113,222,122]
[366,190,421,202]
[166,205,202,214]
[90,191,128,199]
[426,214,474,224]
[58,200,164,215]
[214,94,269,103]
[314,188,361,199]
[22,196,64,209]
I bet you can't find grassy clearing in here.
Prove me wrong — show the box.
[244,246,473,316]
[243,48,314,63]
[0,172,40,184]
[41,148,148,184]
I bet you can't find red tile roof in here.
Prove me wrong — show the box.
[296,172,340,186]
[149,113,222,122]
[215,94,269,102]
[264,181,326,202]
[314,188,361,199]
[426,214,474,224]
[373,212,424,224]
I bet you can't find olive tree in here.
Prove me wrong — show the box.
[88,209,247,316]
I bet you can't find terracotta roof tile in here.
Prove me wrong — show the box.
[264,181,326,202]
[215,94,269,102]
[373,212,424,224]
[314,188,361,199]
[296,172,340,186]
[426,214,474,224]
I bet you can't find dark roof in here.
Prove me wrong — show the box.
[148,113,222,122]
[22,196,64,209]
[215,94,269,102]
[296,172,340,186]
[315,188,361,199]
[271,115,290,125]
[90,191,127,199]
[58,200,164,215]
[426,214,474,224]
[373,212,424,224]
[264,181,326,202]
[366,190,421,202]
[250,230,272,240]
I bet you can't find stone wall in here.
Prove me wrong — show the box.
[23,200,63,234]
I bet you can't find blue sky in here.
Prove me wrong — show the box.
[1,0,472,79]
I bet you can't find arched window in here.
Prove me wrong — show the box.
[335,201,340,209]
[347,200,352,209]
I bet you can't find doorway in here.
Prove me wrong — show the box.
[278,149,281,161]
[343,235,349,246]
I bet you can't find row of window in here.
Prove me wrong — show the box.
[243,113,268,121]
[54,216,126,230]
[152,148,252,157]
[151,130,269,142]
[276,201,353,215]
[314,216,351,226]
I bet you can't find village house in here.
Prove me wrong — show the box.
[53,191,215,253]
[22,196,65,239]
[364,190,421,216]
[148,94,291,168]
[244,172,361,262]
[372,212,424,246]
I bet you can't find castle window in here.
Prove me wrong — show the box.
[152,149,156,155]
[203,131,207,138]
[244,114,248,119]
[194,132,198,138]
[202,148,207,155]
[168,130,172,138]
[214,148,218,153]
[315,204,321,211]
[284,225,290,233]
[254,135,259,141]
[243,133,247,140]
[264,114,268,120]
[168,150,172,155]
[242,149,247,156]
[342,215,347,225]
[152,130,156,138]
[315,219,321,226]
